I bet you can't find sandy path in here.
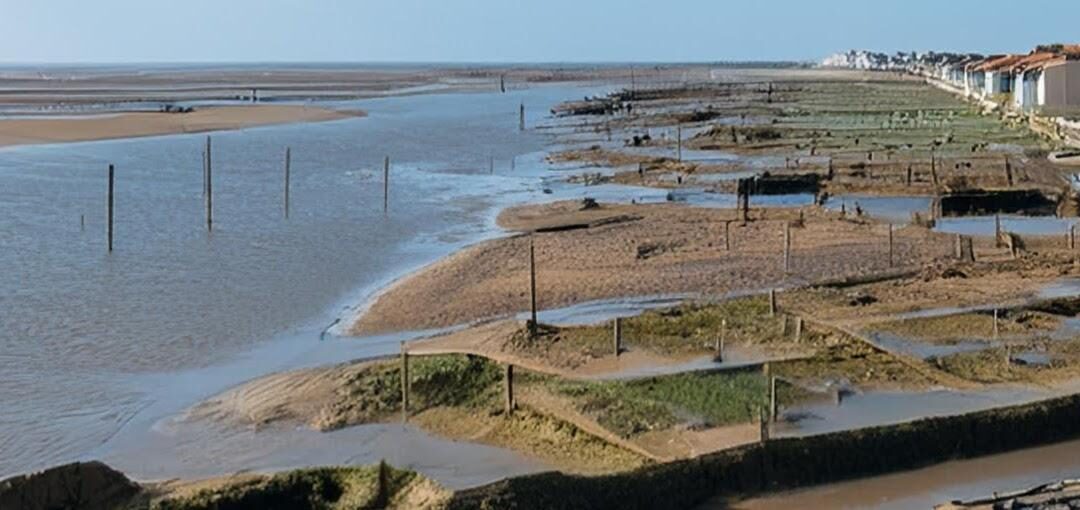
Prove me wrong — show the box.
[0,105,362,147]
[351,202,956,335]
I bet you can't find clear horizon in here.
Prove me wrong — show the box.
[3,0,1079,64]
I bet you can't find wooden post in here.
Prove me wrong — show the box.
[955,234,963,259]
[107,164,115,252]
[1005,156,1013,187]
[505,364,515,414]
[519,103,525,131]
[759,407,769,443]
[1070,225,1076,250]
[205,137,213,232]
[202,149,207,198]
[676,125,682,162]
[930,149,938,187]
[769,376,778,422]
[906,164,913,185]
[993,309,999,339]
[716,319,726,362]
[994,214,1002,248]
[400,341,409,422]
[724,220,731,250]
[383,156,390,214]
[613,317,622,357]
[80,214,85,232]
[769,289,777,316]
[283,147,291,219]
[888,224,895,267]
[529,236,538,338]
[783,222,791,273]
[499,74,506,93]
[794,317,803,342]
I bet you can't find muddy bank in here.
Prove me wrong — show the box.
[0,461,139,510]
[448,393,1080,510]
[352,202,955,334]
[1,461,450,510]
[0,105,363,147]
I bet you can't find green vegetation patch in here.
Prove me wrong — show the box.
[544,370,807,438]
[323,355,501,430]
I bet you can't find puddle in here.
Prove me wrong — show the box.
[776,387,1050,438]
[822,195,932,224]
[935,216,1078,236]
[867,331,997,360]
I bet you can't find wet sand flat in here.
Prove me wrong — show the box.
[351,201,956,334]
[0,105,362,147]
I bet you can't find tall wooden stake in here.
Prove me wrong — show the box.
[529,236,538,338]
[613,317,622,357]
[107,164,115,252]
[676,125,682,162]
[400,341,409,422]
[993,309,1000,339]
[769,376,778,422]
[783,222,791,273]
[519,103,525,131]
[888,224,895,267]
[769,289,777,316]
[505,364,515,414]
[284,147,291,219]
[383,156,390,215]
[205,137,213,232]
[994,214,1002,247]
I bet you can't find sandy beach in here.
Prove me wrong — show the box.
[0,105,362,147]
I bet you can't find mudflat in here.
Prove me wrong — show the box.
[351,201,955,334]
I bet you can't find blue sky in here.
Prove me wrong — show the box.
[2,0,1078,63]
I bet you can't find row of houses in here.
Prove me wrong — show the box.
[918,44,1080,113]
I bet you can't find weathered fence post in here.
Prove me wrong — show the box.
[888,224,895,267]
[529,236,538,338]
[994,214,1002,248]
[769,289,777,316]
[284,147,291,219]
[1071,225,1076,250]
[205,137,213,232]
[955,234,963,259]
[716,318,726,362]
[400,341,409,422]
[724,220,731,250]
[505,364,515,414]
[676,125,682,162]
[993,309,1000,339]
[794,317,803,342]
[769,376,778,422]
[783,221,791,273]
[107,164,115,252]
[759,408,769,443]
[613,317,622,357]
[519,103,525,131]
[383,156,390,214]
